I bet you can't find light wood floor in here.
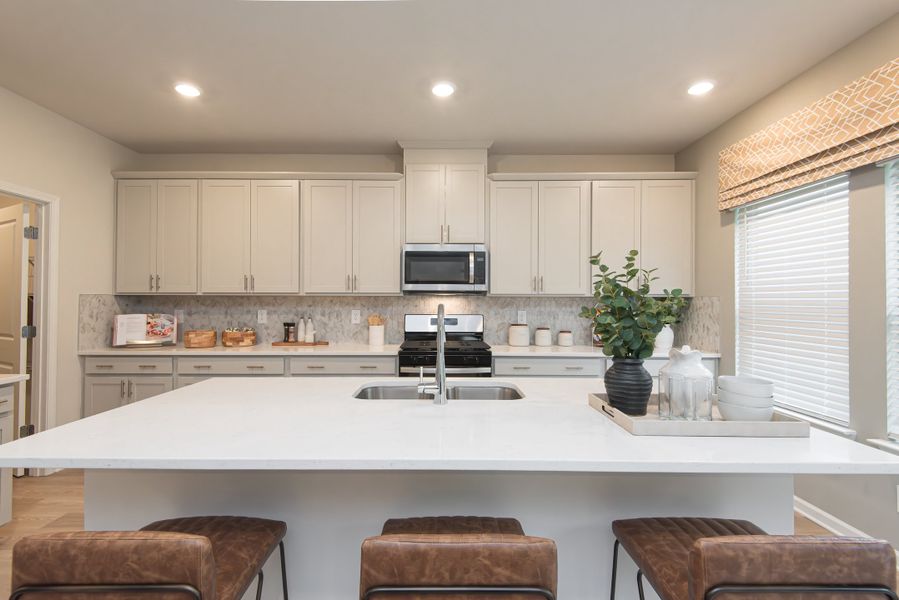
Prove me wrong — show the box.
[0,469,863,597]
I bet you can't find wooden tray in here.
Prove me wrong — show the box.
[271,341,330,347]
[588,393,809,437]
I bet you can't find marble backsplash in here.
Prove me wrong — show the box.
[79,294,719,352]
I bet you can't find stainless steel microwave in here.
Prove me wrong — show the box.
[401,244,488,294]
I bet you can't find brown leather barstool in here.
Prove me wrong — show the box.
[610,516,898,600]
[360,516,557,600]
[10,515,288,600]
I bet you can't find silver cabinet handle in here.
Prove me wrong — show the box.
[138,365,156,369]
[532,276,537,292]
[513,366,532,370]
[246,365,265,370]
[128,380,134,398]
[565,366,584,371]
[306,365,325,369]
[358,365,378,370]
[193,365,212,369]
[440,225,444,243]
[540,276,544,292]
[149,274,154,291]
[251,274,255,291]
[120,379,126,398]
[243,275,248,291]
[353,275,358,291]
[95,364,114,369]
[446,225,451,242]
[155,274,160,291]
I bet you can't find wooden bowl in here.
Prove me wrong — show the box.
[183,330,217,348]
[221,330,257,347]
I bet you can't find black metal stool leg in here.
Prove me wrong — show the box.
[279,541,289,600]
[255,571,264,600]
[637,570,645,600]
[610,539,620,600]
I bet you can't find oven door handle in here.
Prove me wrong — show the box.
[469,251,475,284]
[400,366,492,375]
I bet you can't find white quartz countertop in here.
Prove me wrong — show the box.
[79,343,401,356]
[491,345,720,358]
[0,374,28,386]
[0,377,895,474]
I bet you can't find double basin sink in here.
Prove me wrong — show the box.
[354,382,524,401]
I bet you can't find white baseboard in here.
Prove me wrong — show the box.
[794,495,872,538]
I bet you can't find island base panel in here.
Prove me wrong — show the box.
[84,470,793,600]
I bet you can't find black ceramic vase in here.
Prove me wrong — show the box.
[604,357,653,415]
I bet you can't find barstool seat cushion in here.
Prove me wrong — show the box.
[382,516,525,536]
[142,515,286,600]
[612,517,766,600]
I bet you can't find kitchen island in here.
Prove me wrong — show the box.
[0,377,897,600]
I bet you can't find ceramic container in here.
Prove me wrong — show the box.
[534,327,552,347]
[557,330,573,346]
[717,389,774,408]
[717,375,775,398]
[717,400,774,422]
[508,324,529,347]
[368,324,385,347]
[652,324,675,356]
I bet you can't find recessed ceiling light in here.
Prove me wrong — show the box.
[431,82,456,97]
[687,80,715,96]
[175,82,202,97]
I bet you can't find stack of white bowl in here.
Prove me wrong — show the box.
[716,376,775,421]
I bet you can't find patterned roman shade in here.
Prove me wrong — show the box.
[718,57,899,211]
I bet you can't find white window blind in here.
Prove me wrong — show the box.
[886,160,899,439]
[735,174,850,425]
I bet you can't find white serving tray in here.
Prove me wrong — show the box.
[588,393,809,437]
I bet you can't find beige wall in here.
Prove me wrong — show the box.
[489,154,674,173]
[676,14,899,544]
[0,86,137,426]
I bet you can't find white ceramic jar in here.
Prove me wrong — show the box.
[557,330,573,346]
[508,324,529,347]
[534,327,552,347]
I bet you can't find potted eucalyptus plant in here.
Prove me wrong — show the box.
[579,250,684,415]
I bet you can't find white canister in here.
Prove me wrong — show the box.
[508,324,529,347]
[368,324,385,347]
[653,324,675,356]
[534,327,552,347]
[557,330,573,347]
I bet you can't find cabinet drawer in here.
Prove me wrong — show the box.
[85,357,173,375]
[177,357,285,375]
[290,356,396,376]
[493,357,604,377]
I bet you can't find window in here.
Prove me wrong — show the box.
[887,160,899,439]
[735,174,850,425]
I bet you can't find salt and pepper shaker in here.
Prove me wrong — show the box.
[283,322,297,343]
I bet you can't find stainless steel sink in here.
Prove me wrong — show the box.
[353,383,524,401]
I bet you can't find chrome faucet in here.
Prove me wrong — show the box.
[417,303,448,405]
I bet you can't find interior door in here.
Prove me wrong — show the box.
[200,180,251,293]
[251,180,300,293]
[353,181,401,294]
[115,180,156,293]
[156,180,198,293]
[0,204,26,389]
[538,181,590,295]
[592,181,641,290]
[302,181,352,293]
[404,164,444,243]
[489,182,539,294]
[445,163,485,243]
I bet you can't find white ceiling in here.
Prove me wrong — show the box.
[1,0,897,154]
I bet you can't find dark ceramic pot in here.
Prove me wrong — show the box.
[604,357,653,416]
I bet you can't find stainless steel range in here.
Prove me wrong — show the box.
[398,314,492,377]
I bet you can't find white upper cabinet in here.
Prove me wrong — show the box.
[445,163,486,243]
[591,181,640,289]
[116,179,198,294]
[640,180,694,295]
[489,181,589,296]
[304,180,402,295]
[200,180,251,293]
[251,180,300,293]
[490,182,539,295]
[538,181,590,295]
[405,163,485,243]
[353,181,402,294]
[303,181,353,294]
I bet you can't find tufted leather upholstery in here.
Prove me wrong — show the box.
[612,517,767,600]
[382,516,525,536]
[689,535,897,600]
[142,516,287,600]
[361,516,556,600]
[11,530,217,600]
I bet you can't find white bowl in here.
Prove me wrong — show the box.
[717,388,775,408]
[717,375,774,397]
[717,399,774,422]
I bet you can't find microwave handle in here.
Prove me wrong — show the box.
[469,252,475,284]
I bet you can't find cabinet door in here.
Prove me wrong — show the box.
[353,181,401,294]
[251,180,300,293]
[404,164,444,243]
[128,376,174,403]
[115,180,156,293]
[591,181,640,289]
[200,180,251,293]
[156,180,198,293]
[83,376,126,417]
[489,182,539,295]
[302,181,352,293]
[538,181,590,295]
[640,180,694,295]
[445,163,486,243]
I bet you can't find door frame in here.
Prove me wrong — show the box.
[0,179,60,442]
